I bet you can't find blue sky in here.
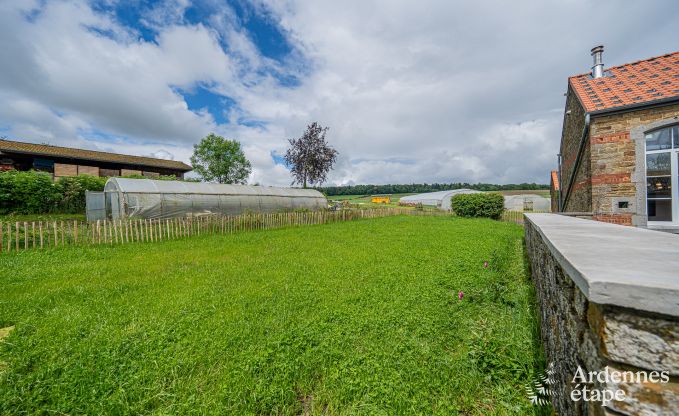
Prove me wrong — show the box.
[95,0,299,128]
[0,0,678,185]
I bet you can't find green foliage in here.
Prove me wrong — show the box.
[0,170,62,214]
[0,170,190,215]
[317,182,549,196]
[55,175,107,213]
[190,133,252,184]
[0,216,541,414]
[451,193,505,219]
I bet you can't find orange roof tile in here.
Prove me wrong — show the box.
[569,51,679,113]
[551,170,559,190]
[0,139,192,171]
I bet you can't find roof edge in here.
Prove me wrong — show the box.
[588,95,679,117]
[567,50,679,80]
[0,139,192,171]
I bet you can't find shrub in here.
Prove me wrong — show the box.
[0,171,187,215]
[56,175,107,213]
[451,193,504,219]
[0,170,62,214]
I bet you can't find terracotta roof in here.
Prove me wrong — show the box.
[0,139,192,171]
[569,51,679,113]
[551,170,559,191]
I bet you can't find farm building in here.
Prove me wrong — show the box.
[0,139,192,178]
[555,46,679,230]
[93,178,327,220]
[399,189,482,211]
[503,194,550,212]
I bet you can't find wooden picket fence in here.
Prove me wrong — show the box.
[0,208,445,254]
[500,210,549,224]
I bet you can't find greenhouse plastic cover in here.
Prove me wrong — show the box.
[103,178,327,220]
[503,194,551,211]
[400,189,482,211]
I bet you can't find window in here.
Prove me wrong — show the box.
[645,126,679,223]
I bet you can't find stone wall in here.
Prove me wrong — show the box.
[560,85,592,212]
[525,214,679,415]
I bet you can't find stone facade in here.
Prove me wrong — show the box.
[525,217,679,415]
[589,105,679,226]
[559,94,679,226]
[560,85,591,212]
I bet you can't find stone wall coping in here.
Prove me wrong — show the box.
[525,213,679,317]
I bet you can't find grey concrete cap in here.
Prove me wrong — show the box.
[525,214,679,317]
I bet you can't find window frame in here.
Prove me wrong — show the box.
[645,124,679,225]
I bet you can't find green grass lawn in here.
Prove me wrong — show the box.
[0,216,542,415]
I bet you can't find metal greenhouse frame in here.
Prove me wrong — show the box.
[99,178,327,220]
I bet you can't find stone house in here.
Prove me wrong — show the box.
[554,46,679,231]
[0,139,192,179]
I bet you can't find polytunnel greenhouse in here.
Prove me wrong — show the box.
[97,178,327,220]
[503,194,551,212]
[399,189,482,211]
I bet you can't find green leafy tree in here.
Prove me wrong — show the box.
[190,133,252,184]
[285,122,338,188]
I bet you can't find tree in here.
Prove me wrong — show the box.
[190,133,252,184]
[284,122,338,188]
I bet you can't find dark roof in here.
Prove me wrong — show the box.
[569,50,679,113]
[0,139,192,171]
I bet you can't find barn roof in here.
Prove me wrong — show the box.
[569,50,679,113]
[0,139,192,171]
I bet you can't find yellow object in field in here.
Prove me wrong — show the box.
[371,196,391,204]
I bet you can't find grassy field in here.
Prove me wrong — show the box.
[0,216,543,415]
[329,190,550,203]
[327,193,414,207]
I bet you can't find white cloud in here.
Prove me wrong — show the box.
[0,0,678,186]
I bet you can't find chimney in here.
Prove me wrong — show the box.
[591,45,604,78]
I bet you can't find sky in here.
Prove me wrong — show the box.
[0,0,678,186]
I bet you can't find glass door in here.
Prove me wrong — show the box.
[645,126,679,224]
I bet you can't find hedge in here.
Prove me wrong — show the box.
[450,193,505,219]
[0,171,107,215]
[0,171,193,215]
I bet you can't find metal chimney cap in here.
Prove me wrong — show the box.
[591,45,604,55]
[591,45,605,78]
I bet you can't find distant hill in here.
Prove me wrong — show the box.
[315,183,549,196]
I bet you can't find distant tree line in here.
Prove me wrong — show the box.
[315,182,549,196]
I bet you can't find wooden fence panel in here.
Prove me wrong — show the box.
[0,208,454,254]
